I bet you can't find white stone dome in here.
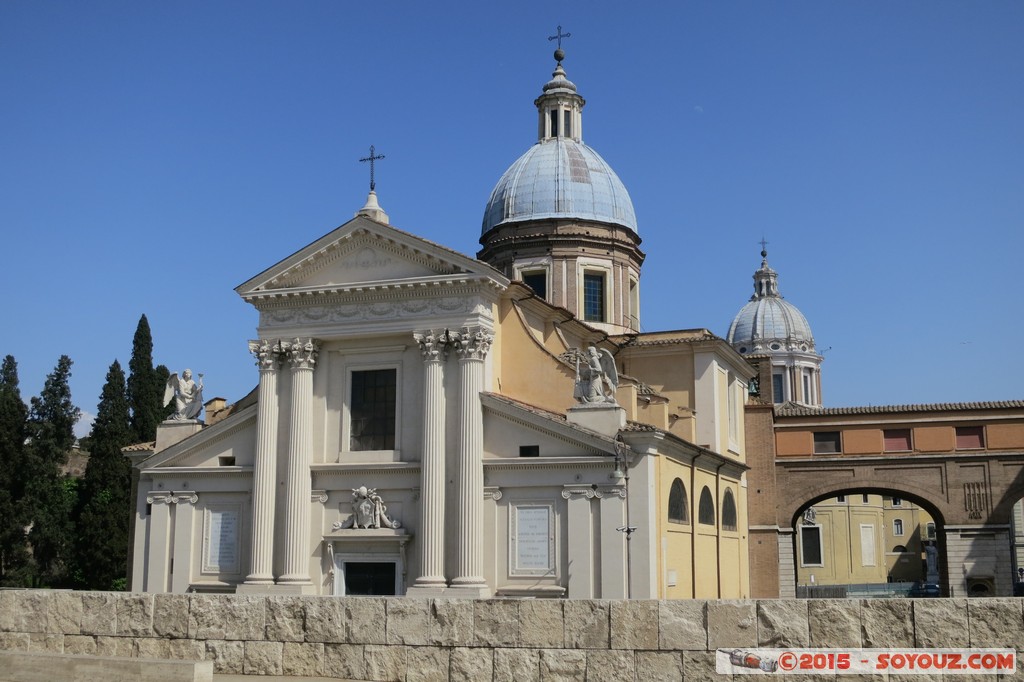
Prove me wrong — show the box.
[727,252,816,355]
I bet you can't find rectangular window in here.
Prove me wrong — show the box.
[800,526,822,566]
[955,426,985,450]
[350,369,396,451]
[891,496,903,507]
[772,373,784,403]
[519,445,540,458]
[926,522,936,540]
[563,110,572,138]
[836,495,846,503]
[628,278,639,329]
[583,272,605,322]
[521,271,547,300]
[813,431,841,454]
[893,519,905,536]
[884,428,912,452]
[802,373,811,403]
[862,494,870,504]
[549,109,558,137]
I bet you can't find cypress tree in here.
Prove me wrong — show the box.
[75,360,132,589]
[127,315,162,442]
[25,355,80,587]
[0,356,30,585]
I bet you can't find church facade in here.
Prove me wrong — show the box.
[127,49,756,600]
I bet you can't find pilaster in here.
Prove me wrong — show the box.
[244,340,283,586]
[598,487,627,599]
[170,491,198,593]
[145,491,173,593]
[450,327,492,593]
[279,338,319,588]
[563,486,596,598]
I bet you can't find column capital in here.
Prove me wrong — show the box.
[453,327,493,361]
[414,329,453,363]
[284,338,320,370]
[146,491,174,505]
[248,339,285,372]
[170,491,199,505]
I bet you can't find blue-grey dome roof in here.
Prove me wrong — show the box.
[727,254,816,354]
[481,138,637,235]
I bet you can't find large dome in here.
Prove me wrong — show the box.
[481,138,637,235]
[727,252,816,355]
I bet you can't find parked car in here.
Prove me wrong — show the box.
[908,581,941,597]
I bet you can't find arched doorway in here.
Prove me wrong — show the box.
[790,488,945,599]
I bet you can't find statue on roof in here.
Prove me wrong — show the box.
[164,369,204,421]
[574,345,619,405]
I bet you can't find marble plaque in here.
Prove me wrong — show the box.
[511,504,554,575]
[203,507,239,573]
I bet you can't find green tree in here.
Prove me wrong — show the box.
[0,356,31,585]
[25,355,80,587]
[127,315,164,442]
[75,360,133,589]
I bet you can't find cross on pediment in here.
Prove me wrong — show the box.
[359,145,385,192]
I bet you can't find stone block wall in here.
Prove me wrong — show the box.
[1,590,1023,680]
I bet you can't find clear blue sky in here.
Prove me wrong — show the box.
[2,2,1022,436]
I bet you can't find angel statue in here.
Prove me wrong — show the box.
[164,369,204,421]
[333,486,402,530]
[574,345,619,405]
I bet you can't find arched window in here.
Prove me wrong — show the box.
[722,489,737,531]
[698,486,715,526]
[668,479,688,524]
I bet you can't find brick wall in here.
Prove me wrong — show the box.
[1,590,1023,680]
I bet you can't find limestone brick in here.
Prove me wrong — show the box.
[757,599,808,647]
[806,599,861,648]
[474,599,521,646]
[521,599,565,648]
[282,641,324,676]
[427,599,475,647]
[861,599,914,648]
[365,643,408,682]
[94,635,135,658]
[585,649,634,681]
[659,600,707,650]
[205,639,244,674]
[324,642,366,680]
[62,634,97,655]
[707,600,757,649]
[10,591,50,634]
[0,633,29,651]
[46,591,82,634]
[494,647,540,681]
[682,651,720,681]
[967,598,1024,649]
[0,593,15,632]
[405,646,451,682]
[27,633,62,653]
[634,650,684,679]
[243,640,283,675]
[564,600,610,649]
[115,593,155,637]
[304,596,386,645]
[610,600,658,650]
[912,598,968,648]
[136,637,205,660]
[264,596,306,642]
[450,647,494,682]
[387,597,430,645]
[153,593,190,638]
[187,594,264,641]
[538,648,586,681]
[79,592,118,636]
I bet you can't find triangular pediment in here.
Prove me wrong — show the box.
[236,215,507,299]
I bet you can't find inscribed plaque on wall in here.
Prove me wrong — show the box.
[510,504,554,576]
[203,507,240,574]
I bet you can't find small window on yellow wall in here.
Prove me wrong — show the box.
[722,489,737,531]
[668,479,688,524]
[698,486,715,525]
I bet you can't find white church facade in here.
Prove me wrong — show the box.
[128,47,756,600]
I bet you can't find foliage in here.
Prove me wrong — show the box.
[25,355,80,587]
[0,356,31,585]
[127,315,164,443]
[74,360,134,590]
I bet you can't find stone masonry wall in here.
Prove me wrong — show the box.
[1,590,1024,680]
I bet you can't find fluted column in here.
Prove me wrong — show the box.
[412,331,449,588]
[244,340,282,585]
[279,338,319,585]
[451,328,492,589]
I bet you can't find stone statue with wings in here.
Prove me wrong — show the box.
[574,345,619,405]
[164,369,204,421]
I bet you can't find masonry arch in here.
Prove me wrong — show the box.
[788,486,946,599]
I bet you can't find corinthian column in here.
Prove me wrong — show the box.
[412,330,449,588]
[279,338,319,586]
[244,340,282,585]
[451,327,492,590]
